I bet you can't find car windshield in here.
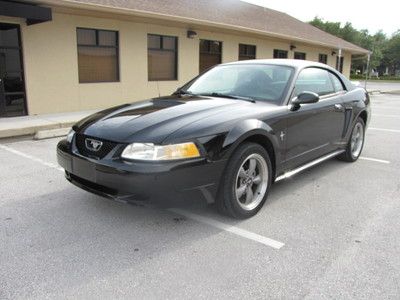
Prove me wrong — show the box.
[184,64,294,103]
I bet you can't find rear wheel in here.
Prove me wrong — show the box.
[217,142,272,219]
[338,117,365,162]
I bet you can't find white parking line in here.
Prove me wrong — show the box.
[1,143,285,249]
[1,143,392,249]
[359,156,390,164]
[369,127,400,133]
[168,208,285,249]
[372,106,400,110]
[0,144,64,172]
[372,114,400,118]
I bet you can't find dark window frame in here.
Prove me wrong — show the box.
[273,49,288,59]
[336,56,344,73]
[318,54,328,64]
[294,52,306,60]
[238,43,256,60]
[76,27,120,83]
[200,39,223,55]
[147,33,178,81]
[0,22,28,116]
[199,39,222,73]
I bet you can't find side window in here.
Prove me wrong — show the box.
[329,72,345,92]
[294,68,335,97]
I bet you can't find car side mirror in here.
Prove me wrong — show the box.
[291,91,319,110]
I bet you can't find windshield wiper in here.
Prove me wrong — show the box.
[200,92,255,103]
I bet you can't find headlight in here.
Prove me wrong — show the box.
[66,129,75,144]
[121,142,201,161]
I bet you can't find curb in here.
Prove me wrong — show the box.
[367,90,381,95]
[0,122,75,139]
[381,90,400,95]
[34,127,71,140]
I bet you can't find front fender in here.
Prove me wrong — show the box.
[221,119,281,169]
[223,119,276,147]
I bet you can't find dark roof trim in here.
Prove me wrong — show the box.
[0,0,52,25]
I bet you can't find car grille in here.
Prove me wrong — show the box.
[75,134,118,159]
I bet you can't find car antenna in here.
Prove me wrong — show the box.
[156,81,161,97]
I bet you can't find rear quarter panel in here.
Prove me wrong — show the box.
[342,87,370,140]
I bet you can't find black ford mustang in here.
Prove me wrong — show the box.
[57,59,370,218]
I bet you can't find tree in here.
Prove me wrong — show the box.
[383,31,400,74]
[308,17,396,75]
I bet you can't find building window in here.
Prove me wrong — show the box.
[336,56,344,73]
[319,54,328,64]
[77,28,119,83]
[273,49,288,59]
[148,34,178,81]
[294,52,306,60]
[239,44,256,60]
[199,39,222,73]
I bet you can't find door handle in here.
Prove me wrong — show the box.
[334,103,343,111]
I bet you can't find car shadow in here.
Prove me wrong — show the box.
[71,157,353,226]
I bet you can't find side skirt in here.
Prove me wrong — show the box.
[275,150,345,182]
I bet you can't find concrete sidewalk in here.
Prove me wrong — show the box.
[352,80,400,94]
[0,110,96,139]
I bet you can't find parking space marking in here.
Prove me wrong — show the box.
[168,208,285,249]
[369,127,400,133]
[0,143,389,251]
[0,144,64,172]
[372,106,400,110]
[359,156,390,164]
[372,114,400,118]
[1,144,284,250]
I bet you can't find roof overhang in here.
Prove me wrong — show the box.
[26,0,369,54]
[0,0,52,25]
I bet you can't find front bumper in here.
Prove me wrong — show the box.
[57,139,226,204]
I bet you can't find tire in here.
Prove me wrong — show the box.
[338,117,365,162]
[216,142,272,219]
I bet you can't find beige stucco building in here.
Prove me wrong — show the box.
[0,0,369,117]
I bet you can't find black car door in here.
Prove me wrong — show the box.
[284,67,346,170]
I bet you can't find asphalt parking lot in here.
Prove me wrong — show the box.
[1,93,400,299]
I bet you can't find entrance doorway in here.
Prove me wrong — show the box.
[0,23,27,117]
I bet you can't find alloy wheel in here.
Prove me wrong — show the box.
[351,122,364,158]
[235,153,268,211]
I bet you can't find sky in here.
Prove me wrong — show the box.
[241,0,399,36]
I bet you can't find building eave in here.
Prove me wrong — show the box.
[30,0,369,55]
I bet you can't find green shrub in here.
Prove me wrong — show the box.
[350,75,400,81]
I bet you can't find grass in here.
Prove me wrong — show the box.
[350,75,400,81]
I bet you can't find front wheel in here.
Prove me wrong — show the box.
[217,142,272,219]
[338,117,365,162]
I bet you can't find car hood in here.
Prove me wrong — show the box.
[74,95,255,144]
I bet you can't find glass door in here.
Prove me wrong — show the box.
[0,23,27,117]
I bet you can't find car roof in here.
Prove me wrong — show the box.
[221,59,355,91]
[223,59,334,70]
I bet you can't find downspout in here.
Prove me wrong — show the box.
[364,52,371,90]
